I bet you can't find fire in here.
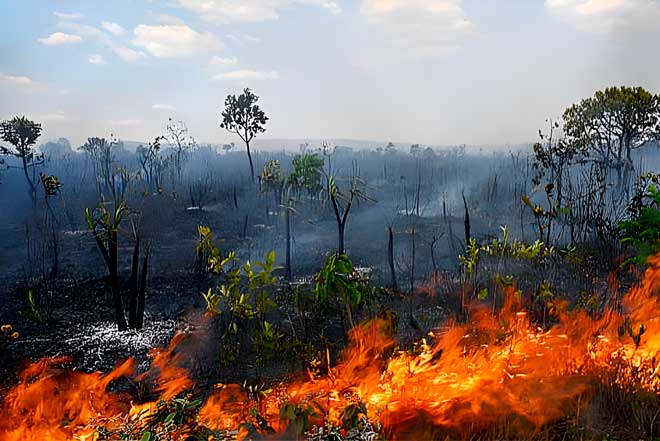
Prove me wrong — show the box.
[2,255,660,439]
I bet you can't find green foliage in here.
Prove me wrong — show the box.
[0,116,43,160]
[287,153,324,197]
[563,86,660,166]
[260,159,284,193]
[315,254,374,311]
[26,289,44,324]
[253,320,284,367]
[619,175,660,267]
[279,401,324,438]
[85,201,128,236]
[93,396,221,440]
[239,406,275,437]
[196,225,234,274]
[199,226,280,364]
[220,88,268,179]
[39,173,63,197]
[220,88,268,140]
[459,225,557,276]
[340,401,368,430]
[459,238,480,276]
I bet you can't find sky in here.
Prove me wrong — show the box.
[1,0,659,149]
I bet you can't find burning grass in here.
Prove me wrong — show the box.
[2,255,660,440]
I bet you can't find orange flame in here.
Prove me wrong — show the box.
[2,255,660,439]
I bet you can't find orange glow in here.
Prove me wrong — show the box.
[3,255,660,439]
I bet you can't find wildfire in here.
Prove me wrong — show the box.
[2,255,660,440]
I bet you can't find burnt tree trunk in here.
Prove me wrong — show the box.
[285,207,292,281]
[245,140,255,182]
[136,244,150,330]
[108,230,128,331]
[462,192,471,246]
[388,225,397,290]
[128,237,140,328]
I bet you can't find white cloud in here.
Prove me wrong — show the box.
[112,46,147,63]
[58,22,105,39]
[0,73,34,87]
[57,22,146,64]
[152,104,176,111]
[360,0,476,56]
[38,32,83,46]
[225,33,261,46]
[133,24,223,58]
[0,73,46,90]
[174,0,341,24]
[148,12,186,25]
[209,55,239,69]
[213,69,280,81]
[545,0,660,33]
[102,21,125,36]
[54,11,83,20]
[88,54,106,65]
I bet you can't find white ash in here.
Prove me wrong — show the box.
[56,319,182,371]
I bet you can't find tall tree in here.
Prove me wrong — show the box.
[220,88,268,181]
[563,86,660,190]
[0,116,44,204]
[165,118,195,179]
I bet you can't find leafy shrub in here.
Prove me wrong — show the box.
[315,253,374,329]
[619,174,660,267]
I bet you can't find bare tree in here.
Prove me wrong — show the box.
[325,159,374,255]
[165,119,195,179]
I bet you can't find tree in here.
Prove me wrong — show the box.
[260,159,284,196]
[220,88,269,181]
[165,118,195,179]
[137,136,167,192]
[40,138,73,159]
[0,116,44,204]
[563,86,660,190]
[287,152,324,198]
[260,159,285,224]
[260,159,297,281]
[85,171,150,331]
[527,119,584,244]
[80,136,121,199]
[326,170,374,255]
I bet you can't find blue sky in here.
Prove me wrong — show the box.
[1,0,659,148]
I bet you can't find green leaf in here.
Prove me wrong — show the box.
[164,412,175,425]
[140,432,152,441]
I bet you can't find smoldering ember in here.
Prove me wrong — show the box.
[2,2,660,441]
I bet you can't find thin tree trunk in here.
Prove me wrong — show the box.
[136,244,150,330]
[285,207,292,281]
[410,225,415,294]
[22,154,36,205]
[338,222,345,255]
[246,141,255,182]
[108,231,127,331]
[387,225,397,290]
[462,192,471,246]
[128,237,140,328]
